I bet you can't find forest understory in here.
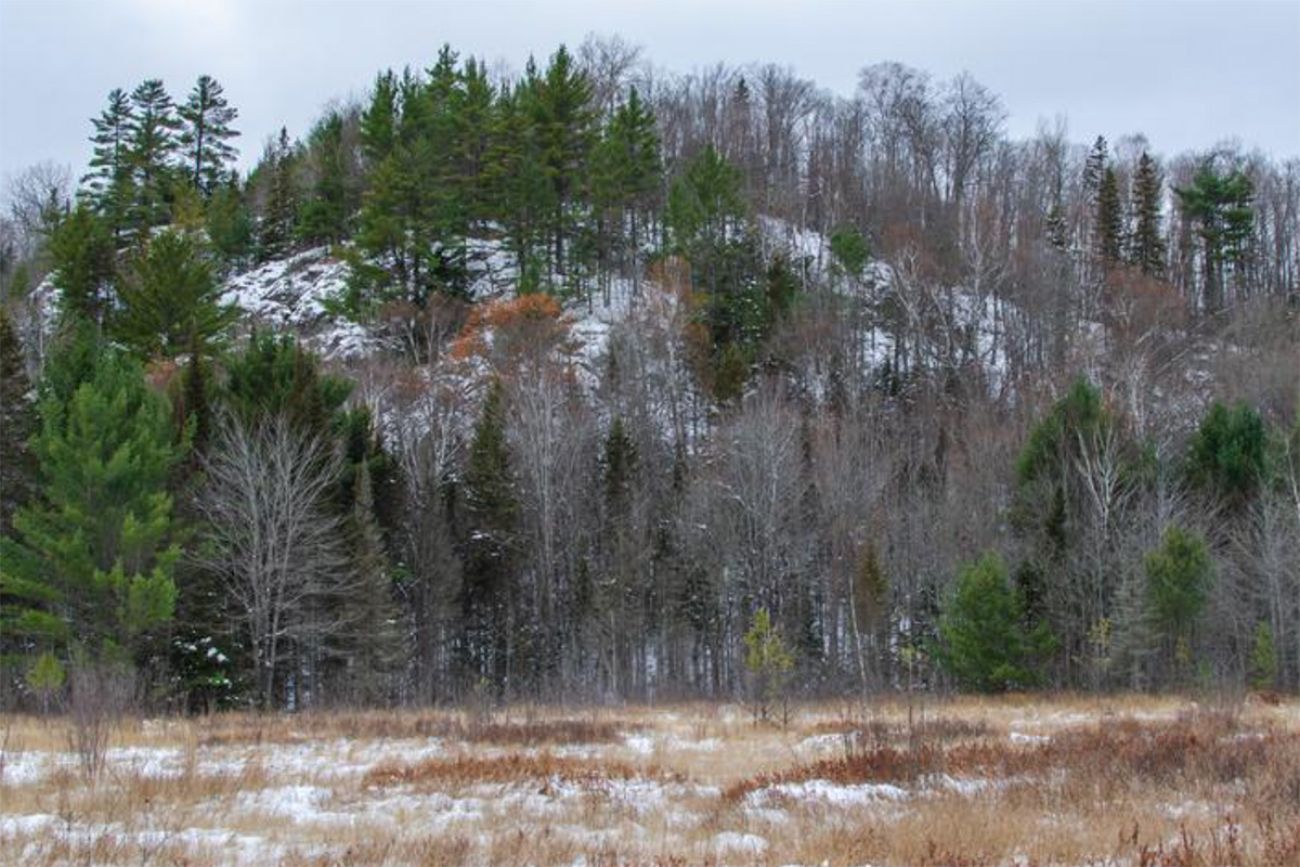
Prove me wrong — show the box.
[2,693,1298,866]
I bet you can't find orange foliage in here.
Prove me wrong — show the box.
[449,293,575,370]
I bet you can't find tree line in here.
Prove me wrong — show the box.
[0,37,1297,711]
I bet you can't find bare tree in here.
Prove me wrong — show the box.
[196,416,349,709]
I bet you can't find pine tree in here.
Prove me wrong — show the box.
[127,79,182,234]
[487,78,554,288]
[531,45,597,277]
[1144,525,1213,681]
[1129,152,1166,276]
[360,70,398,166]
[297,111,351,244]
[591,86,661,291]
[258,128,299,261]
[47,203,116,327]
[111,229,237,359]
[937,552,1050,692]
[0,340,184,665]
[1175,162,1254,312]
[82,88,136,242]
[1096,166,1124,266]
[0,307,37,535]
[178,75,240,197]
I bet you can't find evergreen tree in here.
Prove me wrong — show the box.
[1185,400,1267,506]
[487,77,554,289]
[258,128,300,261]
[82,88,136,242]
[1096,166,1124,266]
[0,307,37,536]
[0,340,184,666]
[1129,152,1166,276]
[531,45,597,277]
[111,229,237,359]
[178,75,240,197]
[1082,135,1107,198]
[1144,525,1213,680]
[127,79,182,234]
[591,86,661,289]
[459,379,517,689]
[1175,162,1254,312]
[360,70,398,166]
[205,174,254,264]
[297,111,352,244]
[47,204,116,327]
[937,552,1050,692]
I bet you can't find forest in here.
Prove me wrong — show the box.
[0,36,1297,714]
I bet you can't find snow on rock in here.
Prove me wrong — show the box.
[221,246,383,360]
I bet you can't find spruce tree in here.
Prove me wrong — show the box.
[111,229,237,359]
[258,128,300,261]
[205,174,254,264]
[1129,152,1166,276]
[0,340,184,665]
[459,379,517,689]
[178,75,240,197]
[82,88,136,242]
[1095,166,1124,266]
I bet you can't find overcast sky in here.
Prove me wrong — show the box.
[1,0,1297,188]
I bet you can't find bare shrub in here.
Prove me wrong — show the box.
[66,661,135,780]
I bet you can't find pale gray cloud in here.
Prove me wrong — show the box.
[2,0,1297,185]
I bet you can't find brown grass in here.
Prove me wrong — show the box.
[2,695,1298,866]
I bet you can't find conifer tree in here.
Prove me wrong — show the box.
[0,339,184,666]
[360,70,398,166]
[1096,166,1124,266]
[0,307,37,535]
[258,128,300,261]
[592,87,661,291]
[1175,162,1254,312]
[297,111,351,244]
[47,204,116,327]
[178,75,240,197]
[1129,151,1166,276]
[487,78,554,288]
[460,379,517,689]
[111,229,237,359]
[127,79,182,234]
[937,552,1050,692]
[82,88,136,242]
[205,174,254,264]
[531,45,597,276]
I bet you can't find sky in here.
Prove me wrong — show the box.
[1,0,1297,189]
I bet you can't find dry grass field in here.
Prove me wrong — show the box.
[1,694,1298,866]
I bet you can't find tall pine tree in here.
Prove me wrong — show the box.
[178,75,240,197]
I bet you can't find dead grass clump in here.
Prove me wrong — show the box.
[465,719,626,746]
[362,752,644,788]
